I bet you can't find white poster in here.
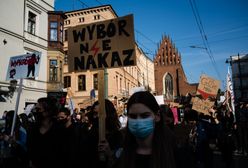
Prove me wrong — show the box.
[155,95,164,105]
[6,52,41,80]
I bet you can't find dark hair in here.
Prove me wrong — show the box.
[5,110,21,135]
[127,91,159,115]
[58,107,70,116]
[91,99,121,131]
[19,113,30,130]
[91,101,99,112]
[37,97,58,117]
[159,104,174,129]
[121,91,176,168]
[160,105,174,118]
[105,99,121,131]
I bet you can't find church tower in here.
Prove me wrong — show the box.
[154,35,197,102]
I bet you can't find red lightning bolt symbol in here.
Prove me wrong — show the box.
[90,40,100,57]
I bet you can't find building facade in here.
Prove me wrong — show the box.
[136,46,155,91]
[0,0,55,116]
[229,54,248,102]
[154,35,197,102]
[47,11,66,92]
[63,5,155,110]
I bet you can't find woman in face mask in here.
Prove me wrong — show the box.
[118,91,176,168]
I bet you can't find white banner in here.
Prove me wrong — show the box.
[226,66,235,120]
[6,52,41,80]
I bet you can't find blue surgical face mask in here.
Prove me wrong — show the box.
[128,117,154,139]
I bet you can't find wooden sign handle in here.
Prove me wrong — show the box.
[98,70,106,141]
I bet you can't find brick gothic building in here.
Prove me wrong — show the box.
[154,35,197,102]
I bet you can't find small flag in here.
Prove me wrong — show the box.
[68,97,74,115]
[226,66,236,121]
[90,89,96,98]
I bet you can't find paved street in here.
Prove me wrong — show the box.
[213,151,248,168]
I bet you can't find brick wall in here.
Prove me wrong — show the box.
[154,36,197,100]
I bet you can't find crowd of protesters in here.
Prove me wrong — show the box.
[0,91,248,168]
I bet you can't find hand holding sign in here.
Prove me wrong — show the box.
[192,74,220,114]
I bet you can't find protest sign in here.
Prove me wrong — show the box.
[6,52,41,80]
[192,97,215,114]
[196,74,220,99]
[192,74,220,114]
[67,15,136,150]
[67,14,136,72]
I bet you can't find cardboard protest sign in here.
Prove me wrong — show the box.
[197,74,220,99]
[192,74,220,114]
[192,96,215,114]
[6,52,41,80]
[67,14,136,72]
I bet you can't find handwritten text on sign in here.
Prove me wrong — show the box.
[192,97,215,114]
[197,74,220,99]
[68,14,136,72]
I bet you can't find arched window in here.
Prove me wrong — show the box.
[163,73,173,100]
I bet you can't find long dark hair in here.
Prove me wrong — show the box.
[4,110,21,135]
[120,91,176,168]
[91,99,121,132]
[159,104,175,130]
[105,99,121,131]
